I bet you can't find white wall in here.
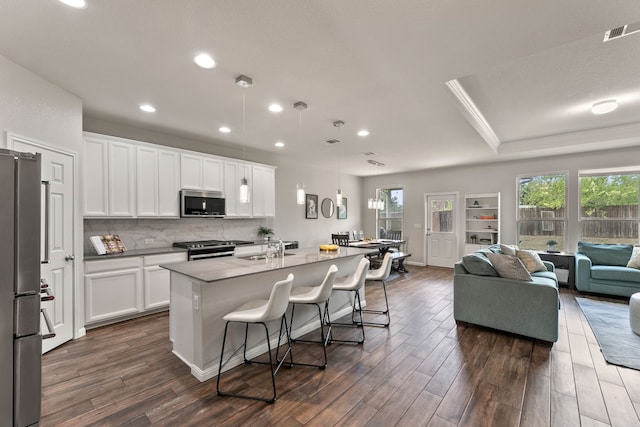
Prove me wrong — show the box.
[362,146,640,265]
[0,53,84,334]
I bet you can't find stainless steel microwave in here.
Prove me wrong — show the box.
[180,190,226,218]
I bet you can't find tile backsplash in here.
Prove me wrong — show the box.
[83,218,266,255]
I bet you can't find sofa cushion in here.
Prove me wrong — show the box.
[487,253,532,281]
[532,270,559,284]
[591,266,640,282]
[578,241,633,266]
[461,253,498,276]
[627,247,640,269]
[499,244,518,256]
[516,249,547,273]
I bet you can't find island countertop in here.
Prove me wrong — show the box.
[160,246,375,283]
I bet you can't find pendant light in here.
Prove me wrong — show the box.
[236,75,252,204]
[334,120,344,207]
[294,101,307,205]
[367,159,385,210]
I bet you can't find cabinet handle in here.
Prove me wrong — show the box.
[41,180,50,264]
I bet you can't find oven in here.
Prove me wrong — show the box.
[173,240,254,261]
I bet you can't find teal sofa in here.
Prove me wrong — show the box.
[454,247,559,343]
[575,241,640,297]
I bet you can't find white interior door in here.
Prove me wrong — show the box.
[10,136,75,353]
[425,193,458,267]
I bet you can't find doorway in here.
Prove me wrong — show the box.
[9,134,76,353]
[425,193,458,267]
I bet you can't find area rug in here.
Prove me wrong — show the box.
[576,297,640,371]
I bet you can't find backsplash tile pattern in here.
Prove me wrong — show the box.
[84,218,266,255]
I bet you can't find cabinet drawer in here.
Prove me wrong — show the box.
[144,252,187,266]
[85,257,142,274]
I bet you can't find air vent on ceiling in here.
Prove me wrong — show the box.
[325,139,340,144]
[361,152,376,156]
[367,159,385,167]
[604,21,640,42]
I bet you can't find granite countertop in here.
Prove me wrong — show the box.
[84,247,188,261]
[160,247,375,283]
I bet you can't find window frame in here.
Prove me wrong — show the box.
[516,172,568,252]
[376,187,404,239]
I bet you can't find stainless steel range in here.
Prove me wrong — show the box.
[173,240,255,261]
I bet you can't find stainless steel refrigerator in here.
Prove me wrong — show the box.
[0,148,49,426]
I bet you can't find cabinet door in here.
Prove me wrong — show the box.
[83,137,109,216]
[143,266,170,310]
[108,141,135,217]
[85,268,142,323]
[224,160,252,217]
[136,146,159,217]
[202,156,224,192]
[180,153,203,189]
[252,165,275,217]
[158,150,180,217]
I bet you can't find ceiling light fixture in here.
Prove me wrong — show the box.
[219,126,231,133]
[194,53,216,69]
[357,130,370,137]
[334,120,345,207]
[236,74,253,204]
[274,141,285,148]
[367,160,385,210]
[58,0,87,9]
[294,101,308,205]
[268,103,283,113]
[139,104,156,113]
[591,99,618,115]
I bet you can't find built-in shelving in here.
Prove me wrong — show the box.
[464,192,500,254]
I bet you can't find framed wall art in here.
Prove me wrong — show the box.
[305,194,318,219]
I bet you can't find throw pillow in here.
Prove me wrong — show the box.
[628,246,640,269]
[499,243,518,256]
[516,249,547,273]
[486,253,532,281]
[461,253,498,276]
[577,241,634,266]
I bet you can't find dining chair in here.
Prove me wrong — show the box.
[216,273,294,403]
[362,252,393,327]
[284,264,338,369]
[331,233,350,247]
[330,257,370,344]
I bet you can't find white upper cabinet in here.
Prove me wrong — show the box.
[157,150,180,217]
[252,165,276,217]
[83,136,135,217]
[136,146,180,217]
[180,153,223,192]
[83,136,109,216]
[224,160,252,217]
[83,132,275,218]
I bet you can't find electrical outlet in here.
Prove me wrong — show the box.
[193,295,199,310]
[414,223,422,228]
[145,238,154,245]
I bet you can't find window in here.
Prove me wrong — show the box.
[579,170,640,245]
[517,173,567,251]
[377,188,403,239]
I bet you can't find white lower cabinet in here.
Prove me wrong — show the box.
[143,253,187,310]
[85,257,143,324]
[84,252,187,326]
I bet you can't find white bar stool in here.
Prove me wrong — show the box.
[363,251,393,327]
[330,257,370,344]
[216,273,294,403]
[285,264,338,369]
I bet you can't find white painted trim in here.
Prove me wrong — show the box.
[445,79,501,153]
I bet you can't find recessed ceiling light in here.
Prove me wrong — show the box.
[219,126,231,133]
[194,53,216,69]
[139,104,156,113]
[58,0,87,8]
[268,103,283,113]
[592,99,618,115]
[274,141,285,148]
[357,130,370,137]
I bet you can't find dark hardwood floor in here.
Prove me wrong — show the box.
[41,266,640,426]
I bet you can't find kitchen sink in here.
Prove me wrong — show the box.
[238,253,295,261]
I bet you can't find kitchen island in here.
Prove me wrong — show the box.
[161,247,375,381]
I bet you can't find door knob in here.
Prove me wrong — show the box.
[65,254,75,261]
